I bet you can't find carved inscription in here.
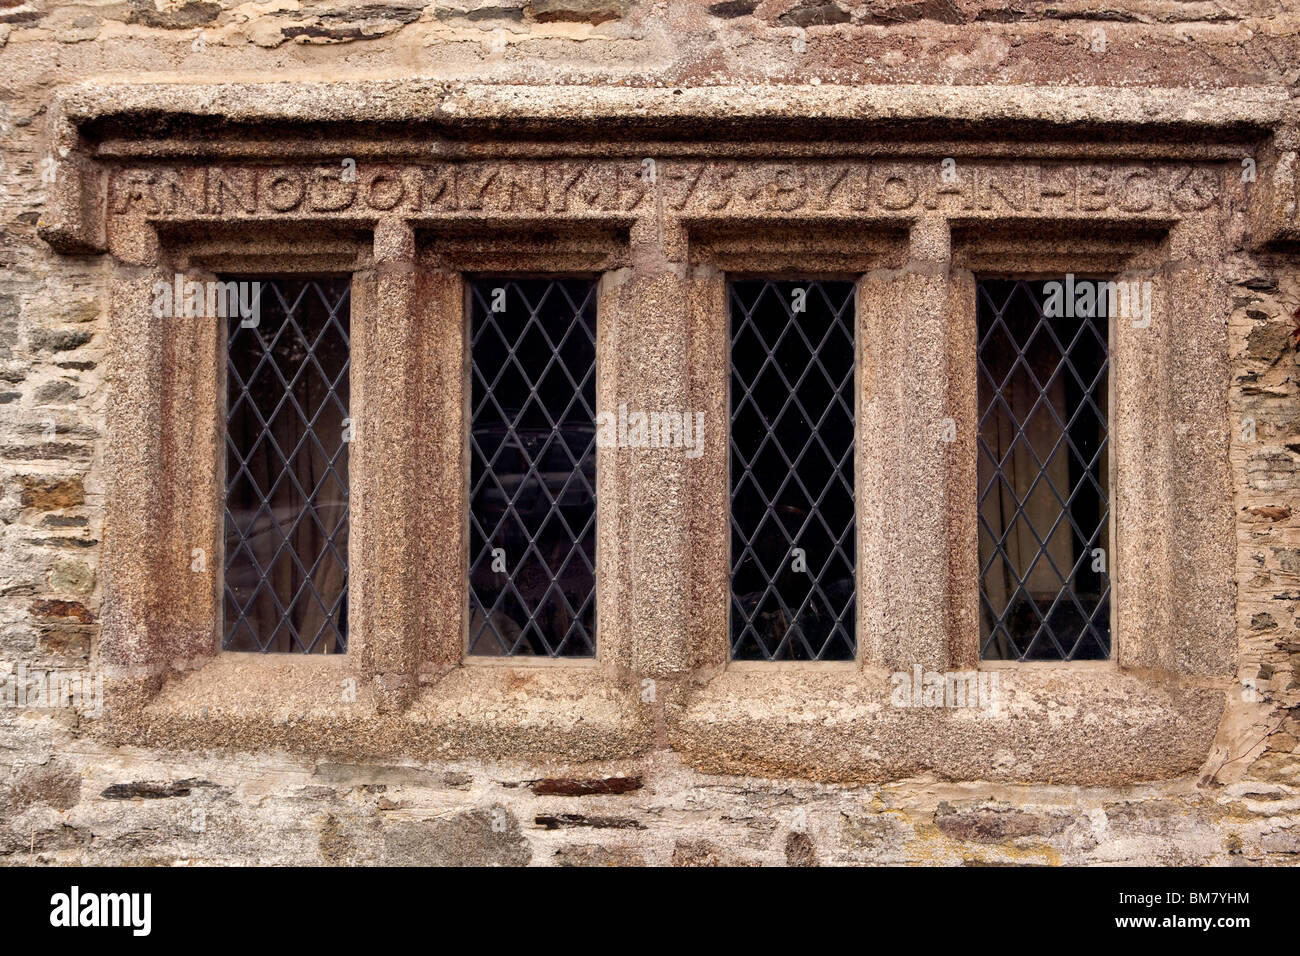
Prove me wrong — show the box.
[108,161,1223,220]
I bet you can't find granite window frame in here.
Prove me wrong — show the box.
[97,220,652,763]
[92,212,1237,781]
[946,225,1234,677]
[666,215,1235,783]
[58,81,1257,781]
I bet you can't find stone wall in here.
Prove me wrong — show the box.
[1,0,1299,865]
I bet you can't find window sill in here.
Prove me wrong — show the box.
[665,666,1224,785]
[106,655,652,763]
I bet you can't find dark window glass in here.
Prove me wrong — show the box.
[977,278,1111,661]
[730,279,856,661]
[224,277,350,653]
[468,278,597,657]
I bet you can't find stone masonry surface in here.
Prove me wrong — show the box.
[0,0,1299,865]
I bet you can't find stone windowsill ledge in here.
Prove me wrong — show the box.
[100,653,1228,784]
[665,667,1226,785]
[109,655,653,763]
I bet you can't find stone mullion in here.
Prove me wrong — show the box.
[857,216,958,672]
[598,225,694,678]
[352,219,453,707]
